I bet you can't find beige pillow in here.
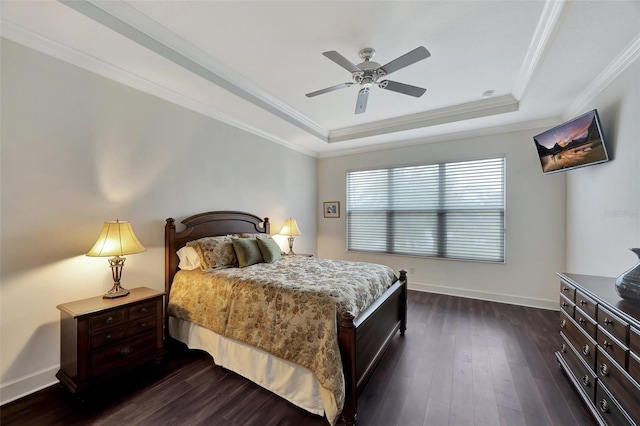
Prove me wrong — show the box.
[256,237,282,263]
[187,236,237,270]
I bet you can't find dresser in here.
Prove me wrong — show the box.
[556,273,640,425]
[56,287,165,394]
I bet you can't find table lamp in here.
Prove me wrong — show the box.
[86,220,146,298]
[279,218,301,255]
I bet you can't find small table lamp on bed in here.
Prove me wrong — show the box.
[279,217,301,255]
[86,220,146,299]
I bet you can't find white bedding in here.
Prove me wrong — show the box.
[168,317,338,424]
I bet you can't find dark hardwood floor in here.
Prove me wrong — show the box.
[1,291,596,426]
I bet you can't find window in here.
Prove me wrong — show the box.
[346,157,505,262]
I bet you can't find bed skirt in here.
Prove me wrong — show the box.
[168,317,339,424]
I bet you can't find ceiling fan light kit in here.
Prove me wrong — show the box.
[306,46,431,114]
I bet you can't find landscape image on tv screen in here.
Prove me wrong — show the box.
[533,109,609,174]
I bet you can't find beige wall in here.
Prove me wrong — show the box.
[566,59,640,275]
[318,129,567,309]
[0,40,317,404]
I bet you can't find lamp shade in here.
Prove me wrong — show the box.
[86,220,146,257]
[279,218,301,236]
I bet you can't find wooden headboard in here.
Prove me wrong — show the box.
[164,211,270,296]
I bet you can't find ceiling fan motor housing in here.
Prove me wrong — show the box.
[353,48,385,87]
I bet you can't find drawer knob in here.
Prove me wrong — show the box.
[602,340,611,349]
[105,316,113,324]
[603,318,612,325]
[578,318,586,325]
[560,319,566,329]
[105,334,112,341]
[598,399,609,413]
[599,364,609,377]
[120,347,133,356]
[579,300,587,306]
[561,343,566,353]
[561,302,568,307]
[141,307,147,313]
[582,345,590,356]
[140,322,147,328]
[562,287,570,292]
[581,375,590,387]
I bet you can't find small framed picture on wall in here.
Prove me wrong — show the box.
[323,202,340,218]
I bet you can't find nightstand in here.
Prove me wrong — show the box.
[56,287,165,394]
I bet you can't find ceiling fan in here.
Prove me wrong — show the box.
[306,46,431,114]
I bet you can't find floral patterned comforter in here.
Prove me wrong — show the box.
[167,256,397,419]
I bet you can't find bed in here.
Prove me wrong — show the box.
[164,211,407,425]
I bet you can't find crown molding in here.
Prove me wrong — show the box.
[512,0,567,101]
[0,19,317,158]
[318,116,561,159]
[565,32,640,119]
[328,95,519,143]
[63,0,329,141]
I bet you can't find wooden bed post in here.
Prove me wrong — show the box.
[164,218,176,341]
[399,269,407,335]
[339,311,357,426]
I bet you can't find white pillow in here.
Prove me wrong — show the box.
[177,246,201,270]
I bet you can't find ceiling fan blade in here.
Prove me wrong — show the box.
[379,80,426,97]
[323,51,362,74]
[306,82,354,98]
[355,88,369,114]
[380,46,431,76]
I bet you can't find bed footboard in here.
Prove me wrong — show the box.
[339,269,407,425]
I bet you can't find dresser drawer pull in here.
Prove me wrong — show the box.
[599,364,609,377]
[562,286,570,292]
[582,344,590,356]
[105,316,114,324]
[560,319,566,328]
[578,318,586,325]
[561,343,566,353]
[561,302,568,307]
[581,375,591,387]
[120,347,133,356]
[140,307,148,313]
[105,334,112,341]
[140,322,147,328]
[598,399,609,413]
[602,340,611,348]
[603,318,612,325]
[579,300,587,306]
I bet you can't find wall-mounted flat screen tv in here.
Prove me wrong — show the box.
[533,109,609,174]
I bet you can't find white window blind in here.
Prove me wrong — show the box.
[346,157,505,262]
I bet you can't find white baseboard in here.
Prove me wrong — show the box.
[0,365,58,406]
[408,282,559,311]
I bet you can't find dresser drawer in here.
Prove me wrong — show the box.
[575,289,597,322]
[598,326,628,370]
[128,314,157,336]
[560,280,576,302]
[630,327,640,355]
[560,333,597,401]
[597,347,640,422]
[560,293,575,317]
[561,311,597,371]
[598,305,629,346]
[91,326,126,349]
[90,308,126,333]
[629,351,640,386]
[575,307,598,339]
[91,331,157,377]
[129,301,157,320]
[595,381,634,426]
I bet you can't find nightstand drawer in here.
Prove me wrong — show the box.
[91,331,157,377]
[128,314,156,336]
[130,301,157,320]
[91,326,126,349]
[91,308,126,333]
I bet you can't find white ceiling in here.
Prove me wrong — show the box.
[2,1,639,157]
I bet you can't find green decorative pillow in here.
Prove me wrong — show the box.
[256,237,282,263]
[232,237,264,267]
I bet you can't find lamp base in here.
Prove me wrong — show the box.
[103,283,130,299]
